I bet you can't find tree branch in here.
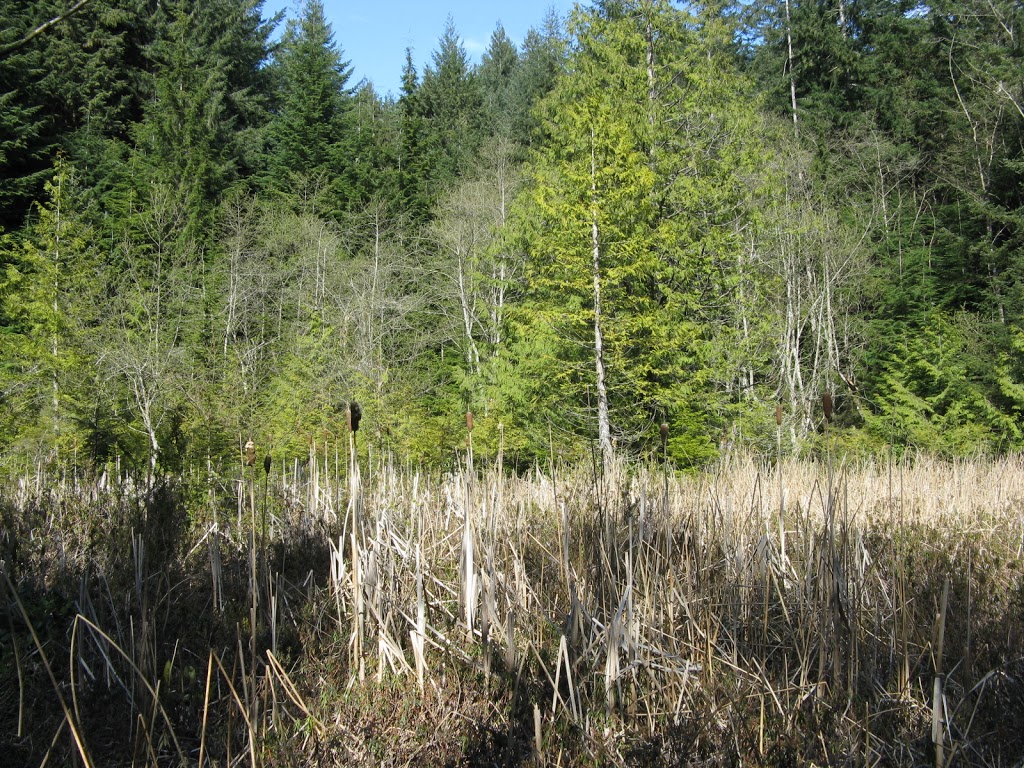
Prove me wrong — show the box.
[0,0,92,59]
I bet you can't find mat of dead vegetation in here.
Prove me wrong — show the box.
[2,451,1023,766]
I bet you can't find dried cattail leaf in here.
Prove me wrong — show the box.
[822,393,833,423]
[244,439,256,466]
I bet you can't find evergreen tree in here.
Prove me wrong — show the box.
[510,11,568,144]
[397,48,430,218]
[342,83,402,211]
[409,18,485,216]
[0,1,61,229]
[263,0,353,211]
[126,0,276,242]
[478,24,521,139]
[0,158,102,460]
[744,0,1024,453]
[512,1,769,465]
[746,0,862,136]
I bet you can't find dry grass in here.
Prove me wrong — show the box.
[1,450,1023,766]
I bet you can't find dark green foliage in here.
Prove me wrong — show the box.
[419,18,484,187]
[509,12,567,143]
[0,1,67,229]
[478,24,521,140]
[398,18,485,220]
[343,84,402,209]
[263,0,353,211]
[397,48,429,218]
[746,0,1024,454]
[860,313,1019,455]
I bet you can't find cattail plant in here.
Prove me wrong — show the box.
[346,400,363,535]
[347,400,362,433]
[260,449,271,578]
[775,404,787,572]
[345,400,366,680]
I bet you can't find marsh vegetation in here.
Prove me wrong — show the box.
[3,450,1022,766]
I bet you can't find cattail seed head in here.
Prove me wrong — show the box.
[660,422,669,446]
[263,453,272,475]
[776,404,783,426]
[822,393,833,423]
[466,410,474,432]
[244,439,256,466]
[347,401,362,433]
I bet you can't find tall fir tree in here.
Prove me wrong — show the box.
[401,18,485,219]
[397,48,430,218]
[477,24,521,140]
[510,11,568,145]
[263,0,353,213]
[128,0,275,243]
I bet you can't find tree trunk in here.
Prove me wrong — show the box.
[784,0,799,136]
[591,130,613,473]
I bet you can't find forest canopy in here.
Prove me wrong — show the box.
[1,0,1022,474]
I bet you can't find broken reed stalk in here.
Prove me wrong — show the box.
[5,591,26,738]
[661,421,669,523]
[73,614,186,763]
[933,576,950,768]
[412,546,427,690]
[261,451,271,573]
[461,410,477,637]
[266,650,324,735]
[776,404,785,566]
[246,450,259,716]
[213,651,259,768]
[198,651,214,768]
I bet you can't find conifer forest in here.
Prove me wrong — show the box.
[1,1,1023,766]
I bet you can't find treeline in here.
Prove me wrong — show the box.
[0,0,1021,474]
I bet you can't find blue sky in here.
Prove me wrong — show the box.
[261,1,578,98]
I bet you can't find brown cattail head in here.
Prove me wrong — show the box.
[822,393,834,423]
[466,410,474,432]
[263,453,272,475]
[660,422,669,447]
[775,404,783,426]
[244,439,256,466]
[347,401,362,432]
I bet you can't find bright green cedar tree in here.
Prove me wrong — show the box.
[509,1,770,466]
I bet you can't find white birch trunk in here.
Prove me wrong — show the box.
[591,129,613,473]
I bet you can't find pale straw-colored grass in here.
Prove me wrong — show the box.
[3,449,1023,765]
